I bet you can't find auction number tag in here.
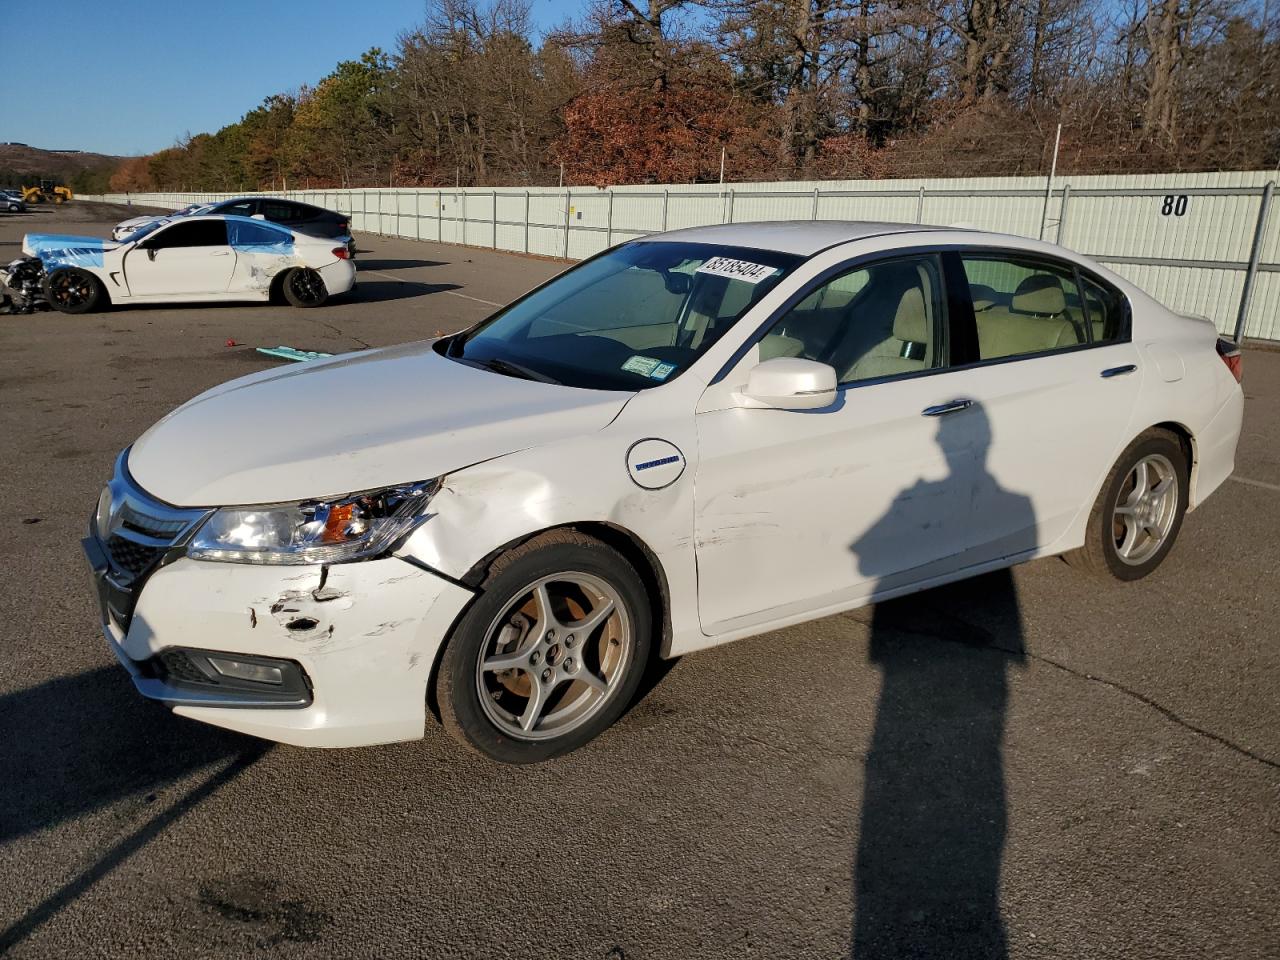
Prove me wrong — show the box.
[696,257,778,284]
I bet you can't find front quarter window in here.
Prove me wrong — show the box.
[442,241,801,390]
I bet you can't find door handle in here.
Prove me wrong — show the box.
[1100,364,1137,378]
[922,399,973,417]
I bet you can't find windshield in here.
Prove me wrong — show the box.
[442,241,801,390]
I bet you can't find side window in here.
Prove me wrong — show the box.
[961,254,1087,360]
[227,220,292,249]
[261,201,300,222]
[219,200,256,218]
[759,255,945,384]
[1080,274,1129,344]
[147,220,229,249]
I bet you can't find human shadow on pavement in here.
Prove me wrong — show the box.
[850,402,1030,959]
[0,666,267,951]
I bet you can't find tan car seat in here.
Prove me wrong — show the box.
[975,274,1083,357]
[844,281,934,380]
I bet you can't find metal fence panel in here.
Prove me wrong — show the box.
[86,169,1278,340]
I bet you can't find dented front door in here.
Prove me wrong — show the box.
[692,374,979,635]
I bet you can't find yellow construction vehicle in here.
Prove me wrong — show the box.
[21,180,73,204]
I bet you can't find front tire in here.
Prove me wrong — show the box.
[1066,428,1189,581]
[43,268,104,314]
[436,530,653,764]
[281,267,328,307]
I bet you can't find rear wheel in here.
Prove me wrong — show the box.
[1066,428,1189,581]
[43,268,104,314]
[281,267,328,307]
[436,530,652,763]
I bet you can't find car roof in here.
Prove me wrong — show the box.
[646,220,965,256]
[166,213,294,233]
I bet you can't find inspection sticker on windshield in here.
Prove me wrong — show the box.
[696,256,778,284]
[622,356,678,381]
[622,355,661,376]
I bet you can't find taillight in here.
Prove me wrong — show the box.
[332,247,350,260]
[1216,337,1242,383]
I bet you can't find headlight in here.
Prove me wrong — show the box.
[187,479,438,564]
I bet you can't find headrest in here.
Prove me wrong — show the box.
[893,286,929,344]
[1012,274,1066,316]
[969,283,998,311]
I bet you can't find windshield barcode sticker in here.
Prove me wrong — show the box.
[696,257,778,284]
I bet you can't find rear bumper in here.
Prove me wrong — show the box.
[88,550,473,747]
[317,258,357,297]
[1190,385,1244,509]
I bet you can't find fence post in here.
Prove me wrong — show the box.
[606,189,614,247]
[462,191,467,246]
[726,188,736,224]
[1057,185,1072,245]
[916,186,926,224]
[437,191,442,242]
[563,190,572,258]
[492,190,498,249]
[812,187,820,220]
[415,190,421,241]
[1234,181,1274,342]
[662,189,669,231]
[524,191,530,253]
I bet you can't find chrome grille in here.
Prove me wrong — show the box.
[98,451,211,584]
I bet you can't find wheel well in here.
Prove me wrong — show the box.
[1153,420,1198,504]
[268,269,290,303]
[424,521,674,725]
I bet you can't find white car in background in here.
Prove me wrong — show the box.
[111,202,213,241]
[24,214,355,311]
[83,221,1243,763]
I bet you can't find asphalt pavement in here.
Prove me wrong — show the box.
[0,202,1276,959]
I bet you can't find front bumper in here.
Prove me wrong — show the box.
[85,542,473,747]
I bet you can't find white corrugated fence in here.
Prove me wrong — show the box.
[85,169,1279,341]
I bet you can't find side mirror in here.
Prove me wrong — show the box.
[738,357,838,410]
[146,247,158,261]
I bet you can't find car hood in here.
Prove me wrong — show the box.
[23,233,121,256]
[128,341,634,506]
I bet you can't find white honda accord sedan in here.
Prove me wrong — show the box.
[83,221,1243,763]
[23,214,355,312]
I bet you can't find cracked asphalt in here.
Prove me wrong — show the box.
[1,203,1277,959]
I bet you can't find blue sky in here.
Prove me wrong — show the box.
[2,0,583,156]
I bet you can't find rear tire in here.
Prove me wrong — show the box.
[436,530,653,764]
[43,268,104,314]
[1065,428,1189,581]
[281,267,328,307]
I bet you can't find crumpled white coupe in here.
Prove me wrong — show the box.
[24,213,355,312]
[84,221,1243,763]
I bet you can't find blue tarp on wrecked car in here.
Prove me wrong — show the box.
[22,234,116,269]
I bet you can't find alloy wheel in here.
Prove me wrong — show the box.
[1112,453,1179,565]
[476,572,633,741]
